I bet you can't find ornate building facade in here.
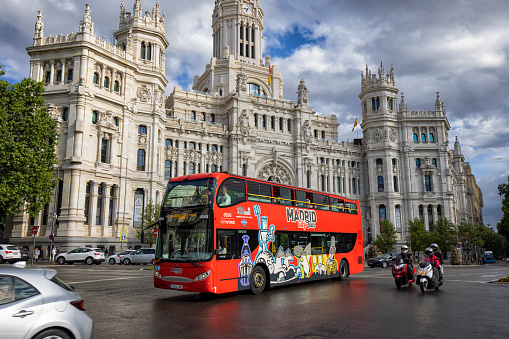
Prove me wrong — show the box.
[4,0,482,253]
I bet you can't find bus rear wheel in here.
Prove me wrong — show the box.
[250,266,267,295]
[338,259,349,281]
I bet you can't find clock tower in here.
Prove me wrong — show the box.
[212,0,264,64]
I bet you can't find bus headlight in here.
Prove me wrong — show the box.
[154,271,161,278]
[194,270,211,282]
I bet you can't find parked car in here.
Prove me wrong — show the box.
[106,250,135,265]
[55,247,105,265]
[502,257,509,262]
[0,244,21,264]
[121,248,155,265]
[367,253,397,268]
[0,265,93,339]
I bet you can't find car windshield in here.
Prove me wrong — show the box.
[162,178,217,209]
[7,246,19,251]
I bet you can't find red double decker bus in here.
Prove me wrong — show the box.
[154,172,363,294]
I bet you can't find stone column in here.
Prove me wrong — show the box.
[49,60,55,85]
[89,182,98,237]
[60,59,66,84]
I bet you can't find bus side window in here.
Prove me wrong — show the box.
[313,193,329,211]
[216,229,238,259]
[247,181,272,204]
[217,178,246,207]
[295,190,307,208]
[273,186,293,206]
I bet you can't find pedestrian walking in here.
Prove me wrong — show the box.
[51,246,57,262]
[35,248,40,263]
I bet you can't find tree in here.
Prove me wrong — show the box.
[482,226,507,259]
[134,200,160,247]
[408,217,428,257]
[429,218,456,257]
[0,66,58,235]
[497,176,509,256]
[373,220,397,253]
[458,221,486,263]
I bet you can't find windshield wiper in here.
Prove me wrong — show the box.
[177,256,198,267]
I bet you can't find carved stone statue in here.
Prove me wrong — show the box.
[35,11,44,38]
[297,79,309,106]
[302,120,312,143]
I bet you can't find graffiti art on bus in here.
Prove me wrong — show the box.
[241,204,338,287]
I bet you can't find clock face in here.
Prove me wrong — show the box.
[243,4,252,14]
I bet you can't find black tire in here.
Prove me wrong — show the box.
[57,257,65,265]
[368,264,374,268]
[95,261,101,265]
[32,328,72,339]
[0,255,4,264]
[420,280,427,293]
[109,258,116,265]
[123,258,131,265]
[151,259,155,265]
[68,261,74,265]
[85,257,94,265]
[338,259,349,281]
[250,266,267,295]
[382,261,388,268]
[395,278,402,290]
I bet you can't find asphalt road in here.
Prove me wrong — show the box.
[38,261,509,339]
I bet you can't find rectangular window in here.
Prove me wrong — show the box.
[378,176,384,192]
[425,175,432,192]
[393,176,399,192]
[313,193,330,211]
[137,149,146,171]
[331,198,345,212]
[164,161,172,180]
[92,110,98,124]
[108,199,114,226]
[273,186,293,206]
[100,138,109,163]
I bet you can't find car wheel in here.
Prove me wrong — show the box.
[338,259,349,281]
[32,328,72,339]
[250,266,267,295]
[368,264,374,268]
[85,257,94,265]
[57,257,65,265]
[123,258,131,265]
[151,259,155,265]
[109,258,116,265]
[382,261,388,268]
[0,255,3,264]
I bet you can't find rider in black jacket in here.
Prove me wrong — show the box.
[398,245,414,280]
[431,243,444,283]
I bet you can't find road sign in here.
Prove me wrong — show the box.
[153,228,158,238]
[49,234,54,240]
[120,229,127,242]
[32,226,39,235]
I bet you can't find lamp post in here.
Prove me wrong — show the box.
[118,155,128,251]
[49,164,59,262]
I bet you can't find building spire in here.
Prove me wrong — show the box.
[79,4,94,34]
[34,10,44,38]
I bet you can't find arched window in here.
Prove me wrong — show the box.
[113,117,119,126]
[191,111,196,121]
[92,110,98,124]
[211,114,216,123]
[189,142,195,149]
[93,72,99,85]
[372,98,376,111]
[314,130,318,138]
[248,83,260,96]
[432,158,437,167]
[425,175,432,192]
[211,144,217,152]
[287,119,291,132]
[138,125,147,135]
[376,158,383,166]
[378,176,384,192]
[379,205,386,223]
[270,116,275,130]
[62,108,69,122]
[321,131,325,139]
[56,70,62,82]
[141,42,146,59]
[147,42,152,61]
[211,164,217,172]
[262,115,266,128]
[254,113,258,127]
[104,77,110,89]
[421,133,426,142]
[201,112,206,121]
[413,133,418,142]
[429,133,434,142]
[67,69,73,81]
[279,118,283,131]
[45,72,51,83]
[416,158,421,168]
[376,97,380,110]
[165,139,173,147]
[137,149,146,171]
[188,162,195,175]
[114,80,119,92]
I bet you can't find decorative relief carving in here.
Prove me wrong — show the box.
[206,151,223,166]
[302,120,312,143]
[184,149,201,163]
[138,134,147,147]
[318,163,329,175]
[165,146,178,160]
[257,164,291,185]
[137,84,151,102]
[239,109,250,136]
[371,128,384,142]
[389,128,397,142]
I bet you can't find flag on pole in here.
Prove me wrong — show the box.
[352,117,358,132]
[268,66,271,85]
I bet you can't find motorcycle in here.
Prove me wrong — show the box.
[392,256,415,289]
[415,255,442,293]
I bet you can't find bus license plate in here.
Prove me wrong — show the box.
[171,284,183,290]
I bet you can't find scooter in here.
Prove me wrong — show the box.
[392,257,415,289]
[415,256,442,293]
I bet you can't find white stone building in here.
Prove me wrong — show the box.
[4,0,482,254]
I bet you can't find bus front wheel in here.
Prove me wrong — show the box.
[338,259,349,281]
[250,266,267,295]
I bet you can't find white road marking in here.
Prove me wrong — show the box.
[68,276,151,284]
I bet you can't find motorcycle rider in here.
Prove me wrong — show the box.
[424,247,441,284]
[430,243,444,283]
[397,245,414,280]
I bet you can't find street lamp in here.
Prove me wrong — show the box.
[49,164,59,262]
[118,155,128,251]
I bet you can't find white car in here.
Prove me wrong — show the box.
[121,248,156,265]
[56,248,105,265]
[0,265,93,339]
[106,250,135,265]
[0,244,21,264]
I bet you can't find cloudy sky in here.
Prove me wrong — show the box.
[1,0,508,228]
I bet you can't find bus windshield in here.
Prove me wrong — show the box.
[158,178,217,263]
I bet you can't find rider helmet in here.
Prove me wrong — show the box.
[424,247,433,255]
[430,243,438,251]
[401,245,408,252]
